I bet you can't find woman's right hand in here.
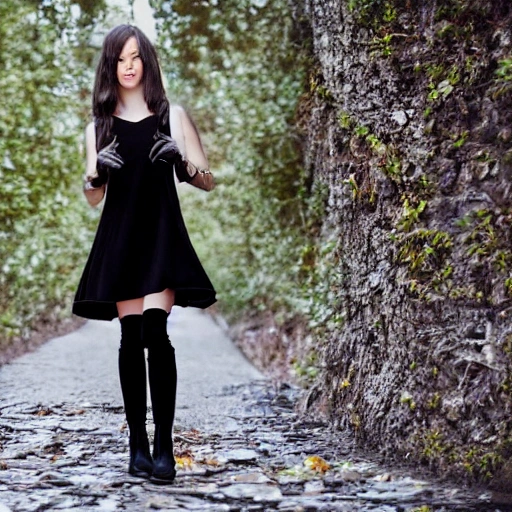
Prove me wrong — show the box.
[89,136,124,187]
[97,136,124,170]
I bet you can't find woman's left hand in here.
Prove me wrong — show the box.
[149,130,183,165]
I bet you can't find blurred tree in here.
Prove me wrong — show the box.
[0,0,104,348]
[151,0,312,318]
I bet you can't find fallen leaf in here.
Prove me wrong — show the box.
[175,448,193,458]
[202,457,221,466]
[374,472,392,482]
[303,455,330,473]
[35,407,53,417]
[175,456,194,469]
[64,409,85,416]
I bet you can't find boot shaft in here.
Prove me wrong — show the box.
[143,308,178,429]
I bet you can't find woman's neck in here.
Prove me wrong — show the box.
[115,86,152,120]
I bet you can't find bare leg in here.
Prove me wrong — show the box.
[143,289,175,312]
[117,298,144,318]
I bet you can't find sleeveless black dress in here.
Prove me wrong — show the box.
[73,115,216,321]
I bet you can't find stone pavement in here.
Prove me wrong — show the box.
[0,308,511,511]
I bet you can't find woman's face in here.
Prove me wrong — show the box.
[117,36,143,90]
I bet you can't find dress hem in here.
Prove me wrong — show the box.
[73,286,216,321]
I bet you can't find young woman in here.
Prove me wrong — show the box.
[73,24,216,484]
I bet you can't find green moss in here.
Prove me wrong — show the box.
[397,199,428,232]
[462,447,503,480]
[396,229,453,295]
[496,57,512,82]
[420,429,449,460]
[355,125,370,137]
[309,71,334,102]
[338,111,353,130]
[347,0,399,29]
[400,392,416,410]
[366,133,386,154]
[427,392,441,410]
[452,130,468,148]
[383,155,402,179]
[370,33,394,57]
[459,209,512,279]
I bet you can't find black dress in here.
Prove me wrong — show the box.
[73,114,216,321]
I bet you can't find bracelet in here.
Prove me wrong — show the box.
[83,175,105,191]
[185,161,211,179]
[83,181,103,192]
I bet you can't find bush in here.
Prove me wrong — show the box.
[151,0,313,321]
[0,0,102,348]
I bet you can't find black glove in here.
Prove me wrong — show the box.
[149,130,183,165]
[89,136,123,187]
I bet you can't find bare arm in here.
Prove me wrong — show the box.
[170,105,215,191]
[83,122,105,207]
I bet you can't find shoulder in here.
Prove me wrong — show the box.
[169,104,186,115]
[170,105,199,131]
[169,104,188,123]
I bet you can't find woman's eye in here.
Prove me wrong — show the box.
[118,58,124,62]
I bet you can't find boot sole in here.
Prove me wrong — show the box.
[149,473,176,485]
[129,468,152,479]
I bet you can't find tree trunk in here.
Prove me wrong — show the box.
[291,0,512,486]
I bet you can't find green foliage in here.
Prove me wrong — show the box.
[400,391,416,411]
[355,125,370,137]
[426,392,441,410]
[496,57,512,82]
[494,56,512,97]
[398,199,428,232]
[397,229,453,295]
[0,0,102,346]
[337,111,353,130]
[151,0,315,323]
[293,351,320,383]
[347,0,397,23]
[452,130,468,148]
[420,429,448,460]
[370,33,394,57]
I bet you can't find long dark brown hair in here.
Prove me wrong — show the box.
[92,24,169,150]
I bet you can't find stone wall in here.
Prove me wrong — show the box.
[289,0,512,484]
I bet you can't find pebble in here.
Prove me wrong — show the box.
[0,381,505,511]
[230,471,270,483]
[221,448,259,462]
[390,110,408,126]
[221,483,283,501]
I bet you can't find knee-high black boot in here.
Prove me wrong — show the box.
[119,315,153,478]
[143,308,177,484]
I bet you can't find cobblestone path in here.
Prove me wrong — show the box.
[0,309,511,511]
